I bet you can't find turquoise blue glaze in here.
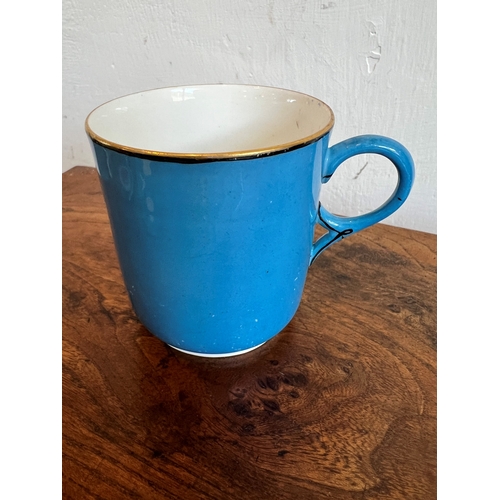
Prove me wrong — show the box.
[311,135,415,263]
[90,133,414,355]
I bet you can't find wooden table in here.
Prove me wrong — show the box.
[63,167,436,499]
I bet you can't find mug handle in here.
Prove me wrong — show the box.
[310,134,415,265]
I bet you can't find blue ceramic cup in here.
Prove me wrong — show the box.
[86,84,414,357]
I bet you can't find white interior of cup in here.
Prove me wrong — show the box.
[85,84,334,158]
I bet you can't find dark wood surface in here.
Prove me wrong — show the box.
[63,167,436,499]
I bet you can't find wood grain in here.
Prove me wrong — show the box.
[63,167,436,499]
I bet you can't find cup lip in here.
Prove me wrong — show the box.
[85,83,335,162]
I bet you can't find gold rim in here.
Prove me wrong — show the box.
[85,84,335,160]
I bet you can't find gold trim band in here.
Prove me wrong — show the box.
[85,84,335,160]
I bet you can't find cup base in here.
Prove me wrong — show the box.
[167,341,266,358]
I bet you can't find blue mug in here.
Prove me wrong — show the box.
[86,84,414,357]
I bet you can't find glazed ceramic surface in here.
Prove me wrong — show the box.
[86,84,414,356]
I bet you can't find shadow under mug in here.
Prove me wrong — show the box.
[86,84,414,357]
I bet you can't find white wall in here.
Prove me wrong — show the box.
[63,0,436,233]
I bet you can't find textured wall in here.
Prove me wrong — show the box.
[63,0,436,233]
